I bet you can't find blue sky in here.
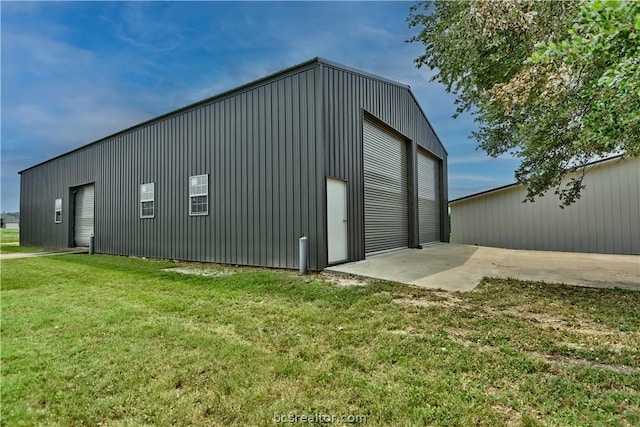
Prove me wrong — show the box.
[1,1,519,213]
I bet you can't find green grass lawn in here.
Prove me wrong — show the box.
[1,249,639,425]
[0,229,50,254]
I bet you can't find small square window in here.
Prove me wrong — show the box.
[140,183,155,218]
[54,198,62,223]
[189,174,208,216]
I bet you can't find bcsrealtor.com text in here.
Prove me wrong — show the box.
[274,413,367,424]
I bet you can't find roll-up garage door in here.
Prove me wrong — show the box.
[418,150,440,244]
[363,118,408,254]
[74,184,95,247]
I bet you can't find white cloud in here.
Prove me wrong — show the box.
[1,31,94,78]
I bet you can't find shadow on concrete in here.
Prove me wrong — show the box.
[326,243,478,288]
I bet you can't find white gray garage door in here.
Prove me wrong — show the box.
[417,150,440,245]
[74,184,95,247]
[363,119,408,254]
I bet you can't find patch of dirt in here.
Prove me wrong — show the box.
[443,327,473,345]
[387,329,410,335]
[491,403,522,427]
[320,272,369,288]
[162,267,236,277]
[393,293,466,309]
[482,305,626,337]
[489,306,566,326]
[530,351,638,375]
[386,326,426,336]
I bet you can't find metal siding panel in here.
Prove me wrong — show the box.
[223,98,232,264]
[278,79,288,267]
[285,77,295,268]
[197,110,205,260]
[604,164,617,253]
[212,103,221,261]
[177,116,184,259]
[202,107,209,260]
[152,123,160,258]
[241,93,249,264]
[612,157,639,254]
[175,115,183,260]
[299,73,309,250]
[230,97,238,263]
[592,165,605,252]
[274,80,283,267]
[313,65,325,270]
[260,86,269,266]
[628,158,640,254]
[160,122,168,258]
[251,89,260,265]
[291,74,301,268]
[618,158,631,253]
[264,85,274,266]
[238,91,246,265]
[187,112,194,261]
[165,118,174,259]
[622,159,632,253]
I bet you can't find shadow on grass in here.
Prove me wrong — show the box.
[23,253,410,309]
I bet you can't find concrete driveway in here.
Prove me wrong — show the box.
[325,243,640,292]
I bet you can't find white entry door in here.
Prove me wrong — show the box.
[327,178,348,264]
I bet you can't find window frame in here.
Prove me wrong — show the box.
[54,198,62,224]
[189,174,209,216]
[140,182,155,219]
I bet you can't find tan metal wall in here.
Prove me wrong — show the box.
[449,157,640,255]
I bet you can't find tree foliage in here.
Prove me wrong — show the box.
[409,0,640,205]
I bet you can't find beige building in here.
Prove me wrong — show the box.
[449,156,640,255]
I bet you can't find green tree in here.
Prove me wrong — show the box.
[409,0,640,205]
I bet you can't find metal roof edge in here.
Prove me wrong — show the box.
[406,87,448,157]
[315,57,411,90]
[449,182,521,205]
[448,155,627,205]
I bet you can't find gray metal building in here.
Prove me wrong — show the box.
[1,214,20,229]
[19,58,448,270]
[449,156,639,255]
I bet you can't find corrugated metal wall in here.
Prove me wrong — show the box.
[321,62,448,265]
[20,148,96,249]
[20,59,448,269]
[449,157,640,255]
[21,64,325,269]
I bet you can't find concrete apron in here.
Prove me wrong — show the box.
[0,248,88,260]
[325,243,640,292]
